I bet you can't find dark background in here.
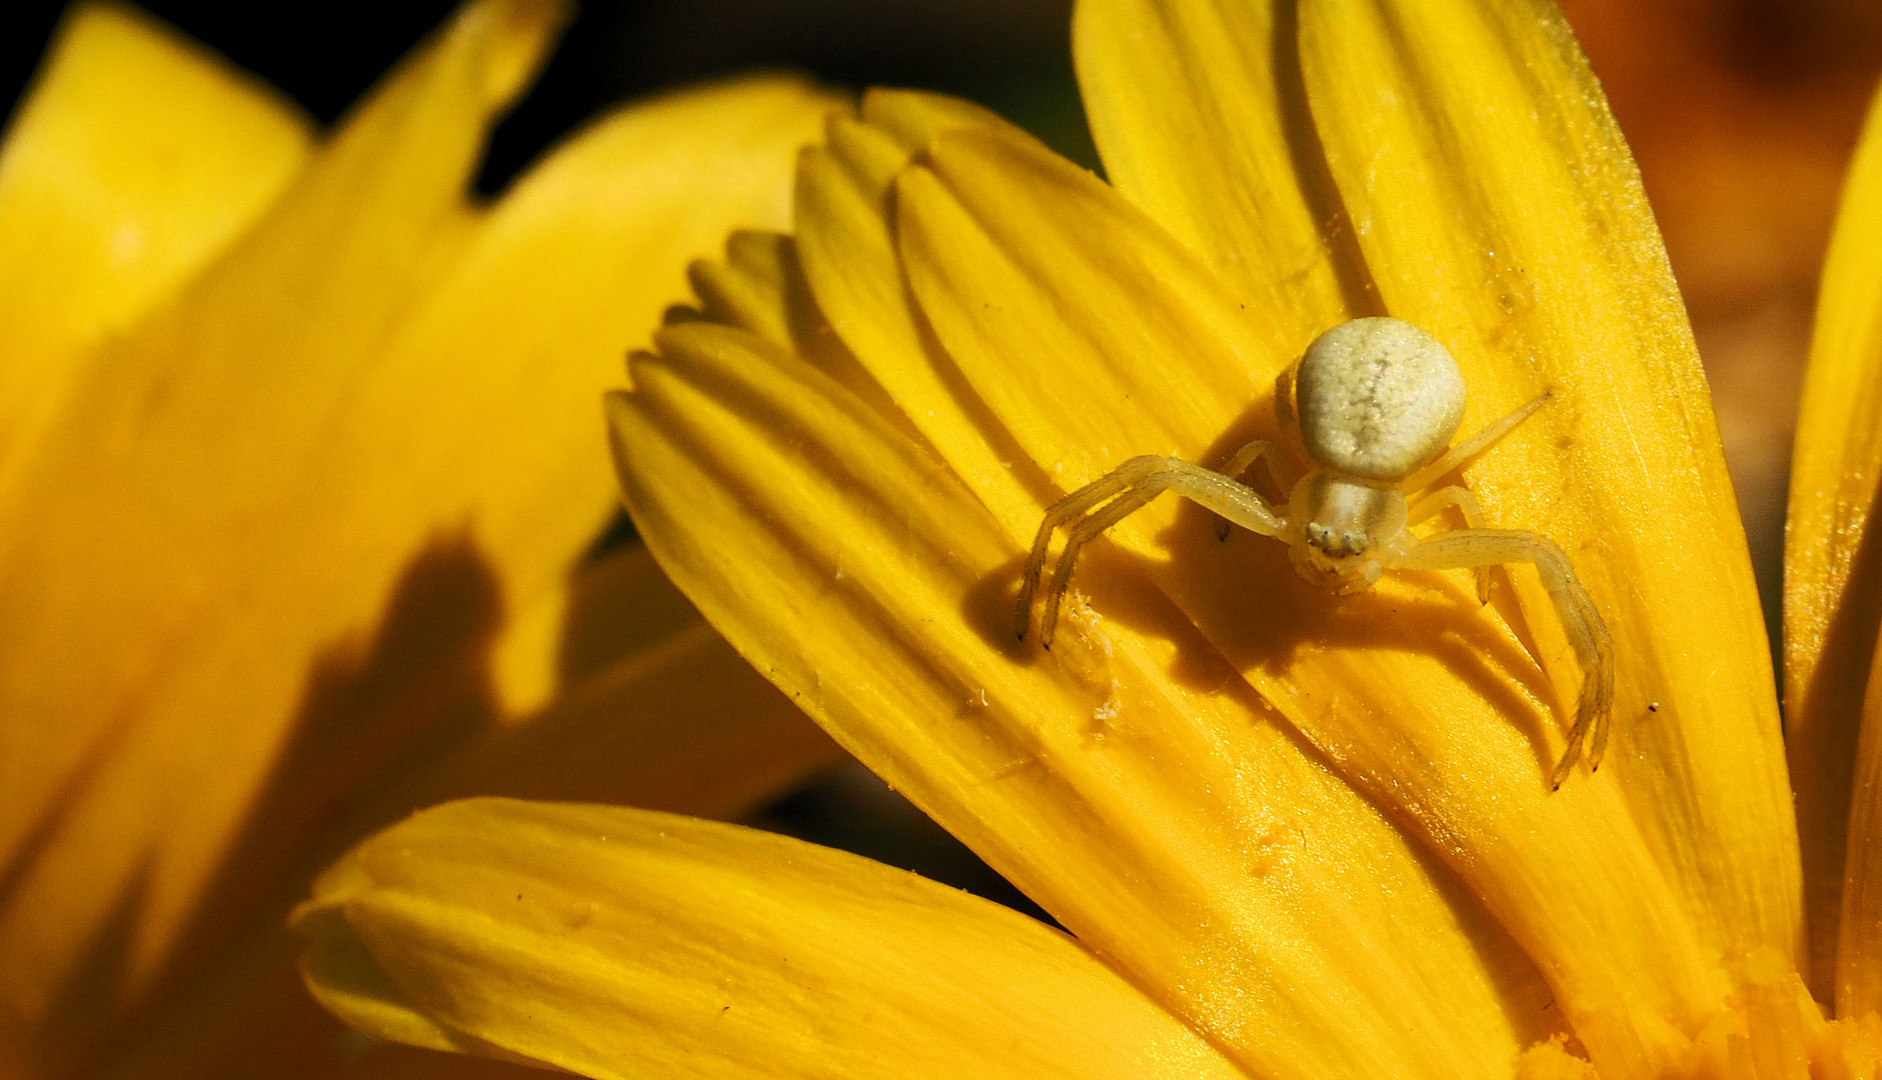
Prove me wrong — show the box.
[0,0,1100,192]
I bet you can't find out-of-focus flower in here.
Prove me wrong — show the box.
[295,0,1882,1077]
[1786,79,1882,1037]
[1560,0,1882,644]
[0,2,840,1076]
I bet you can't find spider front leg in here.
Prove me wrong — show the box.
[1017,457,1287,647]
[1393,528,1614,789]
[1407,485,1492,602]
[1215,440,1296,540]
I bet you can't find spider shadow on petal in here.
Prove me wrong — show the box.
[1162,494,1562,774]
[989,393,1578,786]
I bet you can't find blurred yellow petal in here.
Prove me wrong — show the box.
[1789,84,1882,1014]
[0,3,839,1073]
[296,797,1244,1080]
[77,543,834,1080]
[1071,0,1356,339]
[613,312,1560,1078]
[322,73,838,715]
[0,2,572,1034]
[0,2,312,479]
[859,88,1011,156]
[390,545,842,822]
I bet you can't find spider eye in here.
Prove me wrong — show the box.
[1343,530,1369,553]
[1306,522,1331,547]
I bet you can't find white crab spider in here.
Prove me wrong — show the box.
[1016,317,1613,789]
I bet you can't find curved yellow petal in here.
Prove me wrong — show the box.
[895,129,1279,485]
[295,894,474,1057]
[1786,83,1882,1019]
[860,89,1012,156]
[792,92,1044,528]
[294,846,565,1072]
[0,2,312,480]
[1300,0,1800,1054]
[1071,0,1356,341]
[613,311,1562,1078]
[297,798,1245,1080]
[689,229,811,352]
[682,226,919,448]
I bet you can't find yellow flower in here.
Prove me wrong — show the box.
[0,2,838,1076]
[294,0,1882,1077]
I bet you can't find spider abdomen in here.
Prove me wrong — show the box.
[1296,317,1468,482]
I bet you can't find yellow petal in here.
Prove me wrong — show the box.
[0,2,312,481]
[682,226,918,446]
[295,889,475,1057]
[1789,80,1882,1008]
[297,797,1245,1080]
[1071,0,1356,340]
[294,845,567,1072]
[689,229,809,351]
[792,93,1045,528]
[614,314,1561,1078]
[1301,0,1800,1044]
[860,88,1013,156]
[1790,83,1882,1018]
[896,129,1269,482]
[75,544,835,1079]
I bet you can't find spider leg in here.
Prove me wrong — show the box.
[1042,483,1170,645]
[1403,389,1550,494]
[1214,440,1294,540]
[1407,485,1492,602]
[1392,528,1612,789]
[1273,359,1311,465]
[1018,457,1287,646]
[1018,456,1169,640]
